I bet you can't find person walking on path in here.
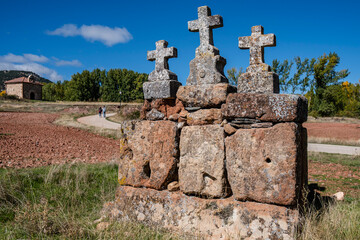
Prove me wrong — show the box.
[102,106,106,118]
[98,107,102,118]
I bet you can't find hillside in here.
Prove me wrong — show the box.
[0,70,52,90]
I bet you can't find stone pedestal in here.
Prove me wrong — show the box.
[187,54,227,85]
[104,186,299,240]
[238,70,279,93]
[177,83,236,108]
[143,80,182,100]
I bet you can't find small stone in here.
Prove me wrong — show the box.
[168,113,179,121]
[187,109,222,125]
[177,83,236,108]
[185,107,201,112]
[229,123,251,129]
[167,181,180,191]
[333,192,344,201]
[146,109,165,120]
[220,119,227,127]
[224,124,236,135]
[251,122,273,128]
[96,222,110,231]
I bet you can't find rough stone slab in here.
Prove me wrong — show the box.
[177,83,236,108]
[179,125,229,198]
[186,55,228,85]
[143,80,182,100]
[238,71,279,94]
[225,123,308,205]
[105,186,299,240]
[186,108,222,125]
[222,93,308,123]
[118,121,179,190]
[140,98,184,120]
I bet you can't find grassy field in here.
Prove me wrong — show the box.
[0,153,358,239]
[0,163,178,239]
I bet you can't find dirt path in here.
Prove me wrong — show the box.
[77,113,120,129]
[0,112,120,168]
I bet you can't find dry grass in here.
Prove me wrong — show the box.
[308,136,360,147]
[307,116,360,124]
[299,201,360,240]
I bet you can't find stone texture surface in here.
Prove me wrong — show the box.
[238,71,279,94]
[187,6,228,85]
[224,124,237,135]
[147,40,177,82]
[186,108,222,125]
[118,121,180,190]
[140,98,184,120]
[225,123,308,205]
[105,186,299,240]
[222,93,308,123]
[238,25,279,93]
[145,109,164,121]
[177,83,236,108]
[143,80,182,100]
[179,125,230,198]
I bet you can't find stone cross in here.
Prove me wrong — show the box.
[188,6,223,52]
[238,25,276,66]
[147,40,177,77]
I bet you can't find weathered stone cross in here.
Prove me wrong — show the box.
[238,25,276,66]
[188,6,223,49]
[147,40,177,74]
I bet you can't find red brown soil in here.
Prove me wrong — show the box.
[0,112,120,168]
[304,122,360,141]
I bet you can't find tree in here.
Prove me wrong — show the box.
[226,67,244,86]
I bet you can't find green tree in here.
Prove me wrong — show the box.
[226,67,244,86]
[42,83,56,101]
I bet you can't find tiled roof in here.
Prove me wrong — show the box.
[4,77,43,85]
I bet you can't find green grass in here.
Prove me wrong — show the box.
[308,152,360,167]
[0,163,178,239]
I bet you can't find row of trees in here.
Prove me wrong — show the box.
[42,69,147,102]
[227,52,360,117]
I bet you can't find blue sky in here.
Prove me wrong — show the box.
[0,0,359,87]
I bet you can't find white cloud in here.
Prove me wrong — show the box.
[23,54,49,63]
[0,62,63,81]
[55,59,82,67]
[0,53,49,63]
[46,24,133,46]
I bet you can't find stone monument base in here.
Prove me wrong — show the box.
[238,71,279,94]
[103,186,299,240]
[143,80,182,100]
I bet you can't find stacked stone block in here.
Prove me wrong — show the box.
[110,5,308,239]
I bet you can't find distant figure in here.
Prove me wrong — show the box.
[98,107,102,117]
[103,106,106,118]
